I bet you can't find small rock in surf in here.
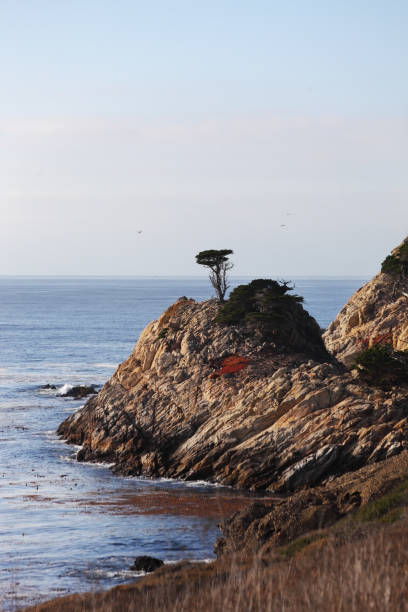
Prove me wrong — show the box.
[61,385,97,399]
[130,556,164,573]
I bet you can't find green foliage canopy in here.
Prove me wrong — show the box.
[195,249,233,268]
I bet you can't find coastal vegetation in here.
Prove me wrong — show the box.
[352,343,408,389]
[381,238,408,276]
[216,278,303,324]
[216,278,327,357]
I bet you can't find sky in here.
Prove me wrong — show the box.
[1,1,407,276]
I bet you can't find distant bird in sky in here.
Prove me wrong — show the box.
[137,230,143,234]
[280,224,286,228]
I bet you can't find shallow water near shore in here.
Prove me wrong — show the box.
[0,276,367,610]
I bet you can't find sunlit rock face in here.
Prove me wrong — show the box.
[58,290,408,493]
[324,237,408,367]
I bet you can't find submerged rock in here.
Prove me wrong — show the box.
[130,556,164,573]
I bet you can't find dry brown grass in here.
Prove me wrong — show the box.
[27,520,408,612]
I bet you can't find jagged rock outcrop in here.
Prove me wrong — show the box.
[58,295,408,492]
[324,237,408,366]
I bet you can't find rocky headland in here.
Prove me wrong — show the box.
[32,240,408,611]
[58,272,408,494]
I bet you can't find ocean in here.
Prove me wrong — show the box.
[0,276,367,609]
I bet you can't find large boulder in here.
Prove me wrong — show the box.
[130,556,164,573]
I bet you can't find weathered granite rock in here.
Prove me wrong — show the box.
[58,296,408,493]
[324,238,408,367]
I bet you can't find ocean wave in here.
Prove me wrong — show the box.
[59,452,115,470]
[80,557,214,583]
[57,384,73,396]
[37,387,58,395]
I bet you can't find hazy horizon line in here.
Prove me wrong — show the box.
[0,274,371,280]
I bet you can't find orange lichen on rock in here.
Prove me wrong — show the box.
[357,332,393,349]
[210,355,249,379]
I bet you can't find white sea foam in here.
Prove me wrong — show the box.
[88,568,144,579]
[86,461,115,469]
[60,450,115,469]
[57,384,73,395]
[129,475,228,489]
[85,558,214,582]
[62,404,84,414]
[59,455,76,463]
[164,558,214,565]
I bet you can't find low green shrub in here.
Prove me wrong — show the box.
[381,239,408,275]
[353,479,408,523]
[352,343,408,388]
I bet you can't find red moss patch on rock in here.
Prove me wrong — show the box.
[210,355,249,378]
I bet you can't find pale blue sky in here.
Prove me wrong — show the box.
[1,1,407,275]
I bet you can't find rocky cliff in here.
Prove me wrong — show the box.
[324,237,408,366]
[58,278,408,493]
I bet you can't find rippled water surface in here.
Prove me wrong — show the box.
[0,276,367,609]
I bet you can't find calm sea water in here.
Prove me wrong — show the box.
[0,276,367,609]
